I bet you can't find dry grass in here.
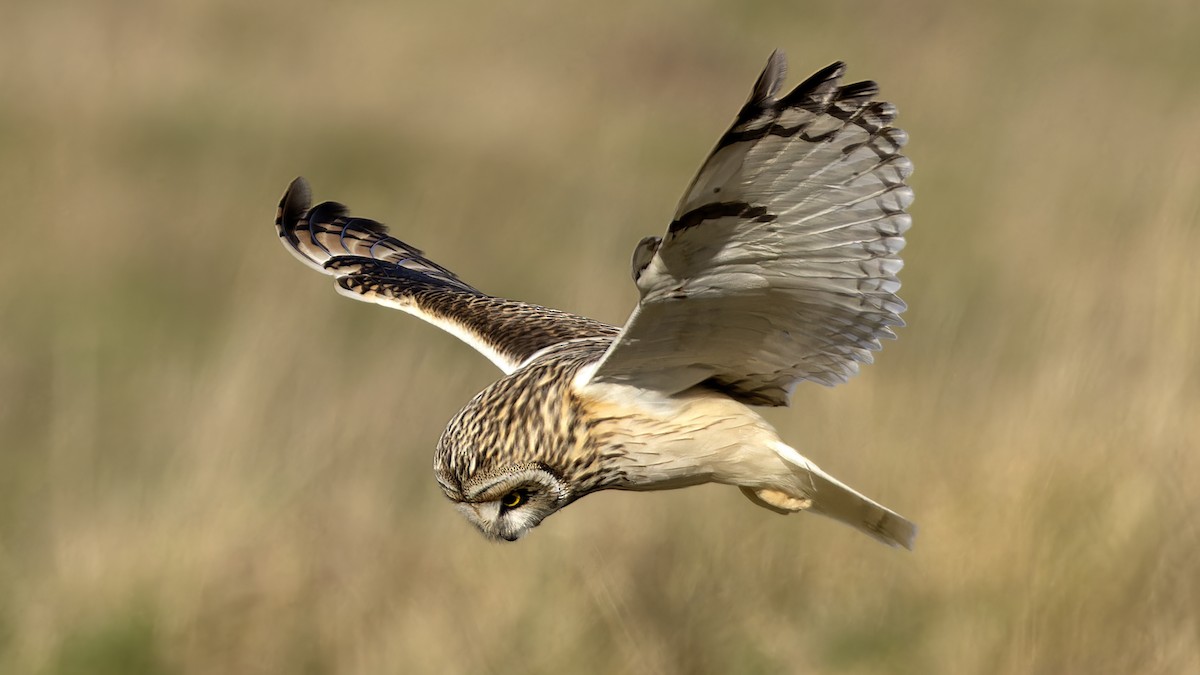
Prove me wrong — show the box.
[1,0,1198,673]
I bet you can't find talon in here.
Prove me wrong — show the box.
[755,488,813,512]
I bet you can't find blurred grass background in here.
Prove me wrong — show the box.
[1,0,1198,673]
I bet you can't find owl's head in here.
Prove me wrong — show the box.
[432,349,605,541]
[435,462,573,541]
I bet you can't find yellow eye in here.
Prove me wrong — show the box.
[500,491,524,509]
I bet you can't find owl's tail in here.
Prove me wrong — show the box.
[759,441,917,550]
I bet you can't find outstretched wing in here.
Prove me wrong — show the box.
[276,178,618,373]
[589,52,913,405]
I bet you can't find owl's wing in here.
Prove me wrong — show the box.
[588,52,913,405]
[276,178,618,373]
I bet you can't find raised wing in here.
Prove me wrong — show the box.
[276,178,618,373]
[589,52,913,405]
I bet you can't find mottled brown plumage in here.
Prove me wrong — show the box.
[434,338,621,503]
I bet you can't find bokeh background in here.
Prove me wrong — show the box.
[2,0,1198,673]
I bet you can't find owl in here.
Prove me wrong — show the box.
[276,51,916,548]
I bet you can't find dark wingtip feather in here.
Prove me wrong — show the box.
[837,80,880,101]
[749,49,788,104]
[307,200,351,225]
[780,61,846,108]
[279,177,312,229]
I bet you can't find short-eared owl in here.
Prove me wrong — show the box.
[277,52,916,548]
